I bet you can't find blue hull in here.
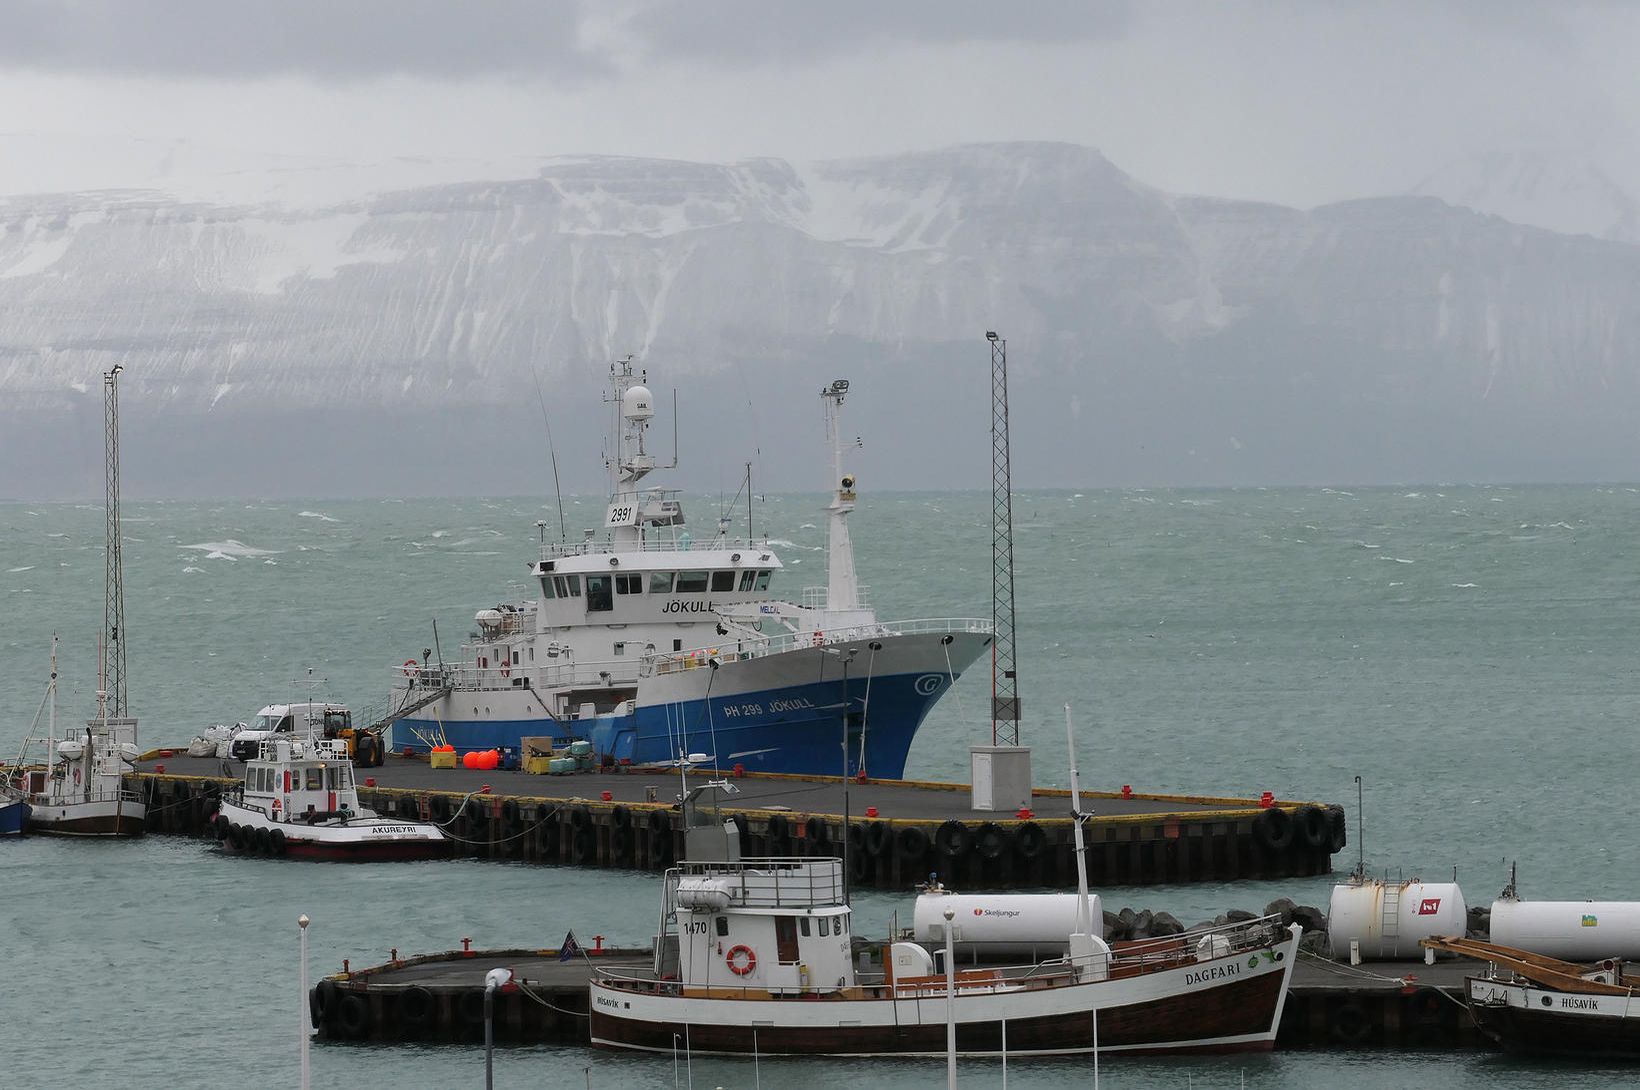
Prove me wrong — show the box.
[0,800,30,837]
[393,671,955,779]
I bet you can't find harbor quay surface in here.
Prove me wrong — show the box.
[128,754,1341,889]
[308,944,1490,1052]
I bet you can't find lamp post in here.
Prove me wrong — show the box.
[298,914,310,1090]
[484,966,512,1090]
[944,905,957,1089]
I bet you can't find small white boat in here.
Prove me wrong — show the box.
[213,730,446,862]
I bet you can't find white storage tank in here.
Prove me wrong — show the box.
[1490,898,1640,961]
[1326,880,1467,960]
[913,893,1102,957]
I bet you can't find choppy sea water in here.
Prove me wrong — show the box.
[5,486,1640,1088]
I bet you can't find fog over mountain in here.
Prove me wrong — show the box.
[3,141,1639,500]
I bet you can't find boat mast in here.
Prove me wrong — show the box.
[604,356,659,549]
[48,635,58,752]
[821,379,859,611]
[103,365,129,720]
[1065,704,1094,937]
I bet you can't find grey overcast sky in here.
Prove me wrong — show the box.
[0,1,1633,207]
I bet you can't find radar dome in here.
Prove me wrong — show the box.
[622,385,655,420]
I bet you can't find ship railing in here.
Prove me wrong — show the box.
[540,535,778,560]
[394,659,638,695]
[669,858,844,908]
[592,912,1292,1000]
[642,617,993,676]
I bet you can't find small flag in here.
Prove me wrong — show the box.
[559,930,582,962]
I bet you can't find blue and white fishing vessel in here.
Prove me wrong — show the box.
[387,360,992,777]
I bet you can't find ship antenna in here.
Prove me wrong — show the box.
[529,362,568,542]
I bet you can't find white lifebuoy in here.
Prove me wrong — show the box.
[403,659,420,677]
[726,944,757,976]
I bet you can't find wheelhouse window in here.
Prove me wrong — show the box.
[676,570,708,594]
[306,768,323,790]
[715,916,729,937]
[711,570,735,592]
[754,570,772,591]
[615,573,643,595]
[540,577,556,599]
[738,570,756,592]
[553,576,568,597]
[585,574,612,612]
[819,917,830,937]
[649,571,674,594]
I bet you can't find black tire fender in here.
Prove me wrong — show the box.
[1254,807,1295,853]
[935,820,972,860]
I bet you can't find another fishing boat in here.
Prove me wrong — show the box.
[1425,935,1640,1059]
[5,637,146,838]
[212,724,447,861]
[386,361,991,778]
[6,367,148,838]
[589,711,1303,1057]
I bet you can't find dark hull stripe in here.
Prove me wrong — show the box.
[1471,1003,1640,1059]
[225,840,448,862]
[28,814,146,838]
[592,970,1284,1056]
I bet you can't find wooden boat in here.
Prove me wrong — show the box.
[590,710,1302,1058]
[1424,935,1640,1058]
[213,728,447,862]
[590,855,1300,1056]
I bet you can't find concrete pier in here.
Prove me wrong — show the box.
[128,754,1343,889]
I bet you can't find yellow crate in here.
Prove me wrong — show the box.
[523,755,554,775]
[430,750,457,770]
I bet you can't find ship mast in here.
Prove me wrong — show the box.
[821,379,859,611]
[103,365,129,719]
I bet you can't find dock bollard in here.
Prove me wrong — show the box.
[865,807,879,818]
[462,937,473,957]
[1259,792,1275,809]
[1121,785,1133,799]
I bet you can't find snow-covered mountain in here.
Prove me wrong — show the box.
[2,142,1639,497]
[1413,149,1640,244]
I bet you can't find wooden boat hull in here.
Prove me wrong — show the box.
[592,929,1300,1057]
[26,797,146,838]
[1468,977,1640,1059]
